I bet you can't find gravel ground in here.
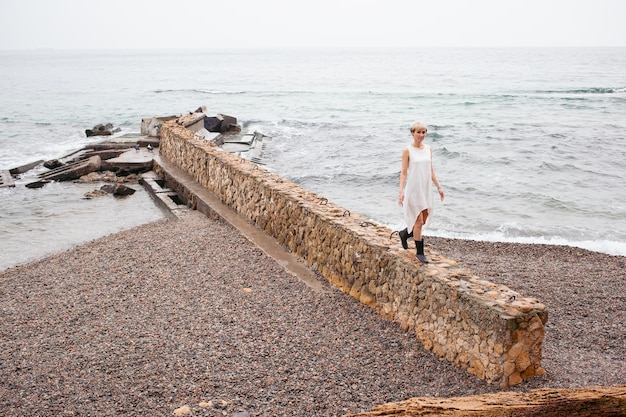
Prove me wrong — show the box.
[428,236,626,389]
[1,212,624,416]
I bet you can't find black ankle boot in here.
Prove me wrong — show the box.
[415,239,429,263]
[399,228,413,250]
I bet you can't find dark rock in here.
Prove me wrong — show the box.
[25,180,50,189]
[85,123,121,137]
[219,114,239,133]
[203,114,240,133]
[204,116,222,132]
[100,183,136,196]
[114,185,136,196]
[114,170,144,180]
[115,168,132,177]
[43,159,63,170]
[100,184,117,194]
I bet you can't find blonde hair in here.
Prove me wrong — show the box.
[410,121,428,133]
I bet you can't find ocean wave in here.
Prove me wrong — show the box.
[427,132,444,140]
[535,87,621,94]
[560,97,589,102]
[290,171,398,186]
[538,160,604,177]
[438,147,463,159]
[153,88,248,95]
[273,119,347,131]
[541,196,575,211]
[429,123,456,130]
[154,88,364,98]
[539,161,564,171]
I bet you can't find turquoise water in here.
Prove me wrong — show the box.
[1,48,625,269]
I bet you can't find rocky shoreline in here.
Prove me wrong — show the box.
[0,212,624,416]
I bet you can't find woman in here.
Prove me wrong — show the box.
[398,121,445,263]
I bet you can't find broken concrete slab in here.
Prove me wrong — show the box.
[9,160,44,175]
[39,155,102,182]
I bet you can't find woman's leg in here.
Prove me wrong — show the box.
[413,209,429,263]
[411,209,429,240]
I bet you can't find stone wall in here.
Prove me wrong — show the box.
[159,118,548,388]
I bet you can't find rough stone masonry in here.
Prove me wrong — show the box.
[157,115,547,388]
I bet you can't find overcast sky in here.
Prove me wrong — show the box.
[1,0,625,50]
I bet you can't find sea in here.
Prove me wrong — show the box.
[1,47,625,271]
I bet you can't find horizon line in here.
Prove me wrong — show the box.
[2,45,625,53]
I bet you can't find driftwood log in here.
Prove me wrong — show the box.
[344,385,626,417]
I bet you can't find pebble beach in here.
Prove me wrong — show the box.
[1,211,624,416]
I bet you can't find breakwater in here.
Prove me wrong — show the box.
[157,115,547,388]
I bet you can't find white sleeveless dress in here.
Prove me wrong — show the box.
[403,144,434,230]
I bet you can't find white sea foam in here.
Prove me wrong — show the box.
[431,230,626,257]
